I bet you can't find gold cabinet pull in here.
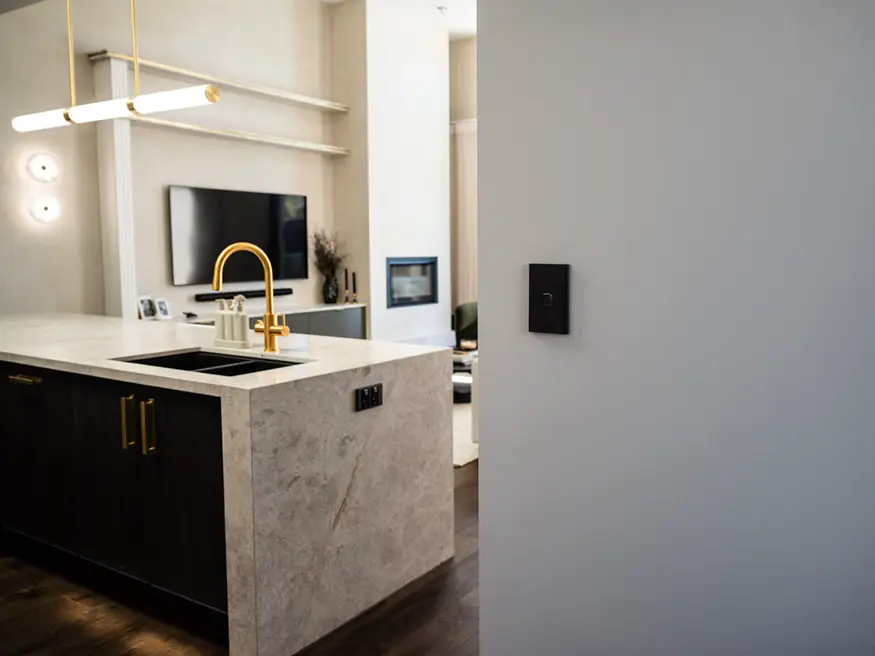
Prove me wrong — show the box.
[120,395,136,450]
[140,399,157,456]
[8,374,42,386]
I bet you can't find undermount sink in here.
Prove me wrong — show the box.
[117,350,298,377]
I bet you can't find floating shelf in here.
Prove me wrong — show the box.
[131,116,349,157]
[88,50,349,114]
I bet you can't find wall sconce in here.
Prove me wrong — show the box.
[30,197,61,223]
[26,153,60,183]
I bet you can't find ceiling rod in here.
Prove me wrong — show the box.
[11,0,220,133]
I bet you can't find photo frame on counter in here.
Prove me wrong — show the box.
[138,295,157,321]
[155,298,173,321]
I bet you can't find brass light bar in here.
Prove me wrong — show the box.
[11,0,220,133]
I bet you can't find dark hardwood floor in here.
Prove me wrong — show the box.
[0,462,479,656]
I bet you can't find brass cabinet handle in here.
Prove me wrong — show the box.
[8,374,42,386]
[140,399,157,456]
[120,395,136,450]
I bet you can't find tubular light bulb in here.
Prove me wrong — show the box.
[11,84,220,133]
[67,98,132,124]
[12,109,71,133]
[132,84,220,115]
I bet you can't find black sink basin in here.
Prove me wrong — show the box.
[118,350,297,377]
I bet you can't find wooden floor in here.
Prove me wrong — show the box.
[0,462,479,656]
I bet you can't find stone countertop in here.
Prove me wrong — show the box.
[0,314,443,396]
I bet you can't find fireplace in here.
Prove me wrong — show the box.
[387,257,438,308]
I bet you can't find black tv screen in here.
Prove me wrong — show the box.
[169,185,308,286]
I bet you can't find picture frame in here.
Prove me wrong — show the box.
[137,295,157,321]
[154,298,173,321]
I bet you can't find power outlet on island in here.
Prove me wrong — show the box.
[355,383,383,412]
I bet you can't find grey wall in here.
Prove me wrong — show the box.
[479,2,875,655]
[0,0,44,15]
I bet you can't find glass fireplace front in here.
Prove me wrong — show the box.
[387,257,438,308]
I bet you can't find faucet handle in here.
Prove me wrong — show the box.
[253,319,265,334]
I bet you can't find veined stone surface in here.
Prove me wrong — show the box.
[249,351,454,655]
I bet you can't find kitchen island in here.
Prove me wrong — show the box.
[0,314,454,656]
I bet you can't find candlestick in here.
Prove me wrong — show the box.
[352,272,357,296]
[344,268,350,303]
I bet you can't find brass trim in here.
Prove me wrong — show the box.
[204,84,221,104]
[129,0,140,96]
[140,399,157,456]
[126,99,140,116]
[8,374,42,386]
[66,0,76,107]
[87,51,349,113]
[120,395,135,449]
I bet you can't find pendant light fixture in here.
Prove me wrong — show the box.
[11,0,220,133]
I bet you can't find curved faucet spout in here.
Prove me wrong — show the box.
[212,242,275,316]
[212,242,287,352]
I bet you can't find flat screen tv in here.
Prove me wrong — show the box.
[169,185,308,286]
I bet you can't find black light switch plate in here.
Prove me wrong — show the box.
[355,383,384,411]
[529,264,570,335]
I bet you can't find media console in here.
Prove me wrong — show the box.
[186,304,367,340]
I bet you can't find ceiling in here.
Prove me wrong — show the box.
[0,0,477,37]
[435,0,477,38]
[320,0,477,38]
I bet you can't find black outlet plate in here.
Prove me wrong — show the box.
[355,383,384,411]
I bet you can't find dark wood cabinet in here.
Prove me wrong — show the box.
[73,376,147,578]
[0,366,228,615]
[0,363,77,551]
[140,385,227,610]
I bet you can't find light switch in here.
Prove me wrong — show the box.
[529,264,570,335]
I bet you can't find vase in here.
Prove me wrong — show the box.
[322,276,340,304]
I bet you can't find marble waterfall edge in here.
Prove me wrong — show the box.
[247,351,454,656]
[220,388,258,656]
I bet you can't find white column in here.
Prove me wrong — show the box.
[94,58,138,319]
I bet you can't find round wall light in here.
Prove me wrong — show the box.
[30,196,61,223]
[26,153,60,183]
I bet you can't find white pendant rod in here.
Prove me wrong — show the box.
[131,116,350,157]
[89,50,349,114]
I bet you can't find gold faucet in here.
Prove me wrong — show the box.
[212,242,289,353]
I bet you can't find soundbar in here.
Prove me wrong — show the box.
[194,288,294,302]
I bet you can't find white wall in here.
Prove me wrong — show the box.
[1,0,334,315]
[480,1,875,655]
[365,0,452,344]
[0,2,104,315]
[329,0,371,317]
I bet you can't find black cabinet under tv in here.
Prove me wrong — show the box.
[246,306,367,340]
[189,305,367,340]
